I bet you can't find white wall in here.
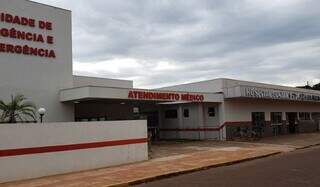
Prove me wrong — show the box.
[224,99,320,122]
[0,120,148,183]
[0,0,74,122]
[203,103,220,126]
[159,103,220,140]
[203,103,220,139]
[159,105,181,139]
[60,86,222,103]
[180,103,202,139]
[159,79,224,93]
[73,75,133,89]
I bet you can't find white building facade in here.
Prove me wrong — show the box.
[1,0,320,140]
[0,0,74,122]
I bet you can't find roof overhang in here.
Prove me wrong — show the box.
[60,86,224,103]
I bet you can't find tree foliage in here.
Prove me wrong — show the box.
[313,83,320,91]
[0,94,37,123]
[297,83,320,91]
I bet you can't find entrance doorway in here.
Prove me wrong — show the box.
[145,111,159,141]
[145,111,159,128]
[252,112,265,137]
[312,113,320,131]
[75,100,162,140]
[286,112,298,133]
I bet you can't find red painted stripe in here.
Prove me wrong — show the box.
[0,138,147,158]
[160,128,220,132]
[223,121,252,126]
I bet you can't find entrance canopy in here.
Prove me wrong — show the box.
[59,86,223,103]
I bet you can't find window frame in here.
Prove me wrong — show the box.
[183,109,190,118]
[299,112,311,120]
[208,107,215,117]
[271,112,282,125]
[165,109,178,119]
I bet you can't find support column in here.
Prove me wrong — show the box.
[177,105,183,139]
[198,103,205,140]
[158,107,163,139]
[218,103,226,140]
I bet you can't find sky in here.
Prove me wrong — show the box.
[34,0,320,88]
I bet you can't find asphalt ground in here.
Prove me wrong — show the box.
[134,146,320,187]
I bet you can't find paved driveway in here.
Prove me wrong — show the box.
[136,145,320,187]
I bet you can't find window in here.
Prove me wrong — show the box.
[183,109,189,118]
[252,112,265,126]
[208,107,215,117]
[271,112,282,125]
[133,107,139,114]
[165,109,178,119]
[299,112,311,120]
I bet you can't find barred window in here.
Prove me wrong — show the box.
[299,112,311,120]
[271,112,282,124]
[183,109,189,118]
[165,110,178,119]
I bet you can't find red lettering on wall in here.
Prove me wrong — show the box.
[48,50,55,58]
[0,12,36,28]
[0,28,47,44]
[128,91,134,98]
[47,36,54,44]
[0,43,56,59]
[37,34,44,43]
[0,43,5,52]
[6,44,14,53]
[128,90,204,102]
[46,22,52,30]
[0,12,56,58]
[38,21,52,30]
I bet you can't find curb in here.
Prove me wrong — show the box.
[108,151,281,187]
[296,143,320,150]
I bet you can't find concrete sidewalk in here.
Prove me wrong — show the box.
[1,133,319,187]
[257,133,320,148]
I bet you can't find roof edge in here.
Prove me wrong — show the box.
[27,0,71,12]
[73,75,133,83]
